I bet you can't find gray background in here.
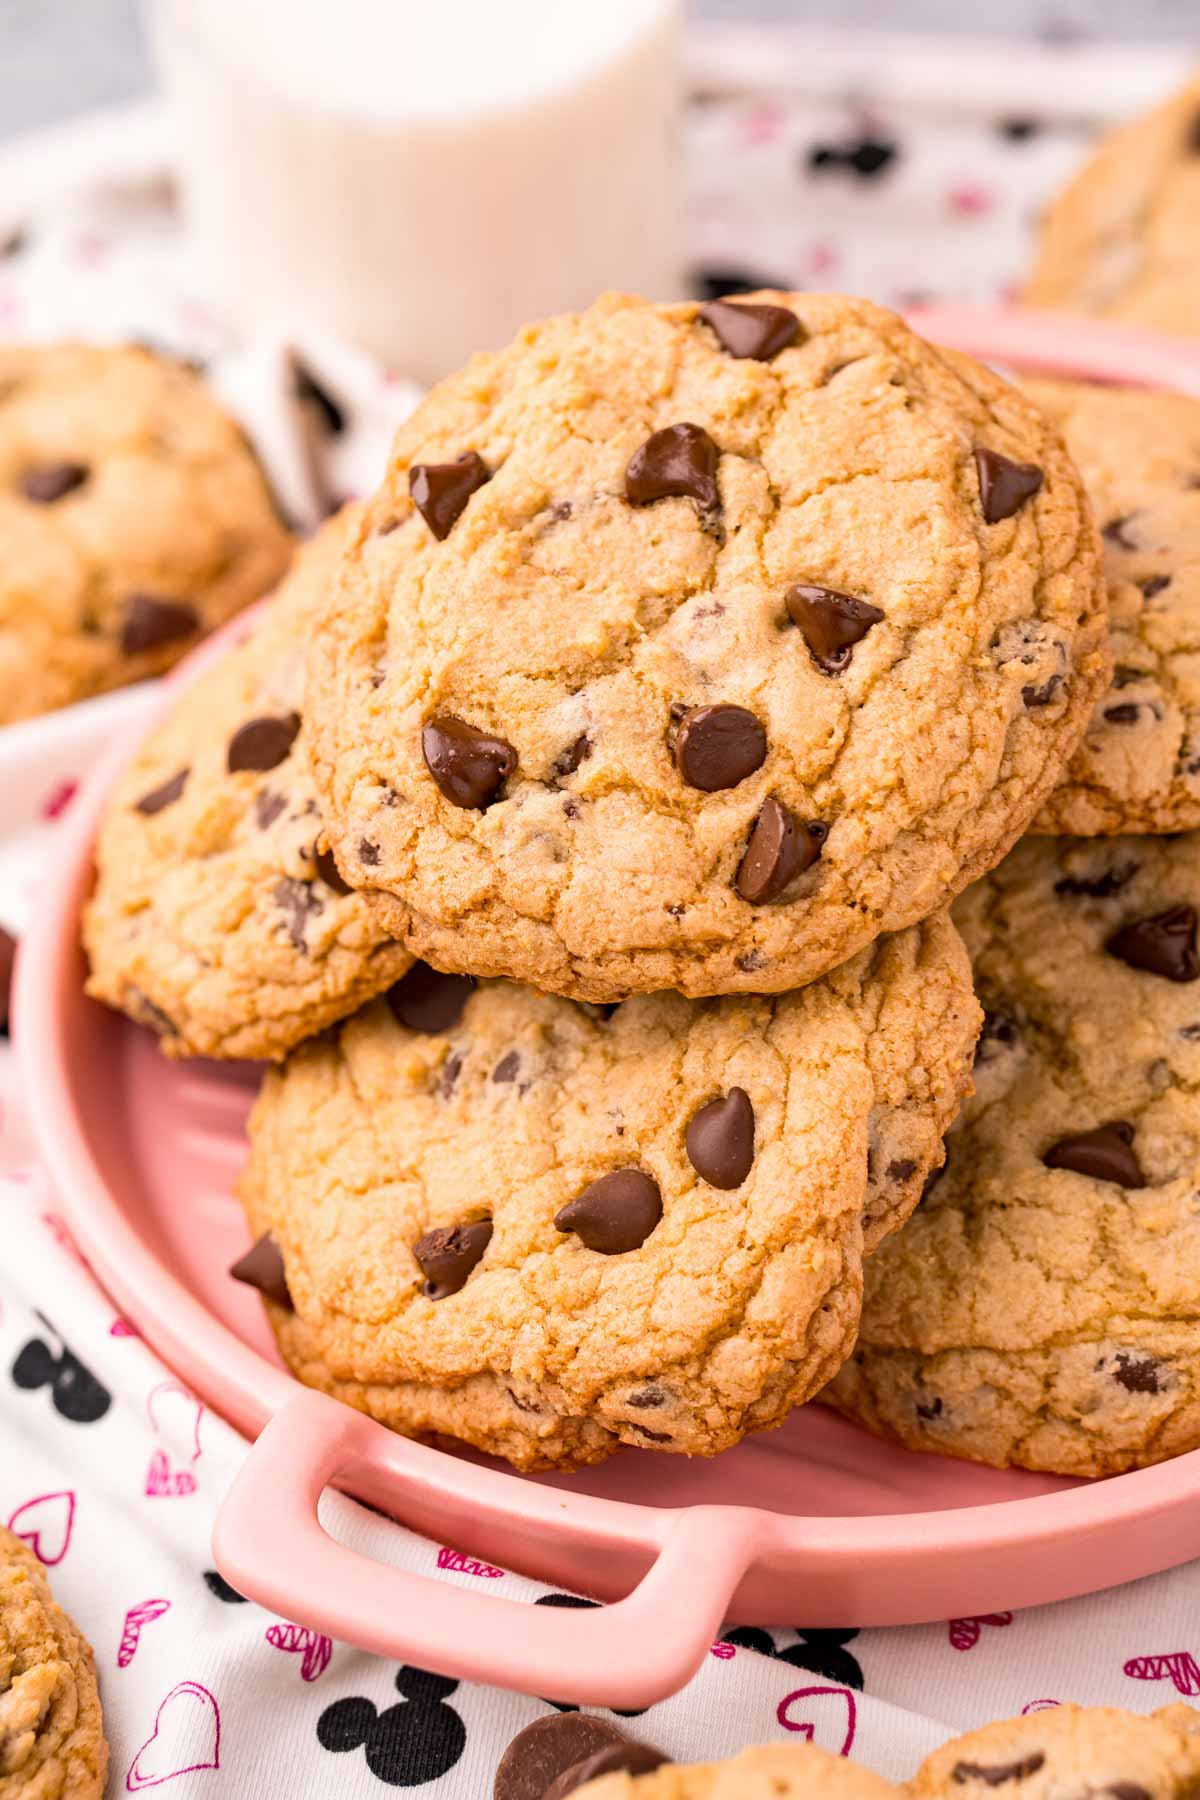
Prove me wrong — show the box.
[2,0,1197,141]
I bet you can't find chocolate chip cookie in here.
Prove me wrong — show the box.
[550,1742,896,1800]
[0,342,291,722]
[825,831,1200,1477]
[1027,379,1200,834]
[305,290,1108,1002]
[912,1706,1200,1800]
[83,510,411,1060]
[234,910,978,1470]
[0,1524,107,1800]
[1024,73,1200,334]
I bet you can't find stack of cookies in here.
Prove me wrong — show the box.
[86,285,1135,1474]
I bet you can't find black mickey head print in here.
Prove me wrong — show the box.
[533,1596,647,1718]
[692,266,792,303]
[721,1626,864,1691]
[203,1570,248,1603]
[11,1314,111,1423]
[806,136,898,180]
[318,1666,466,1786]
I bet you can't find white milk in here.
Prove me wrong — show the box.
[149,0,683,381]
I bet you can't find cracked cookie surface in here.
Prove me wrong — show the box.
[912,1706,1200,1800]
[0,1525,107,1800]
[824,831,1200,1477]
[306,291,1107,1002]
[236,911,978,1470]
[1024,73,1200,333]
[1029,379,1200,834]
[0,342,291,722]
[83,510,411,1061]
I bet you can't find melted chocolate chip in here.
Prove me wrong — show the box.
[437,1051,463,1098]
[552,734,591,779]
[1102,514,1139,550]
[1112,1352,1162,1395]
[1042,1120,1144,1189]
[387,961,475,1034]
[135,766,189,816]
[1138,574,1171,599]
[915,1395,944,1421]
[494,1717,632,1800]
[786,584,884,672]
[543,1743,669,1800]
[887,1158,917,1183]
[699,298,802,361]
[974,448,1044,524]
[1022,674,1062,708]
[414,1219,493,1299]
[975,1010,1019,1065]
[314,846,351,893]
[227,713,301,773]
[254,788,287,829]
[736,798,825,904]
[555,1169,663,1254]
[409,450,491,540]
[20,461,88,504]
[492,1051,521,1084]
[685,1087,755,1189]
[121,594,200,656]
[952,1756,1046,1787]
[1054,861,1139,899]
[1106,905,1200,982]
[1104,702,1143,725]
[357,838,380,866]
[627,1385,668,1408]
[625,422,720,522]
[274,877,320,951]
[674,703,766,791]
[229,1233,293,1308]
[422,715,516,809]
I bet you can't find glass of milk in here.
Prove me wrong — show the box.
[148,0,683,382]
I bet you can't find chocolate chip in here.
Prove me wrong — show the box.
[1112,1352,1161,1395]
[625,422,720,522]
[1022,674,1061,708]
[0,927,15,1035]
[627,1385,668,1408]
[700,298,802,361]
[543,1744,669,1800]
[437,1051,463,1099]
[387,961,475,1033]
[414,1219,492,1299]
[1138,574,1171,599]
[886,1158,917,1183]
[21,461,88,503]
[315,846,351,893]
[254,788,287,829]
[552,734,591,779]
[1107,905,1199,982]
[915,1395,943,1421]
[626,1422,672,1443]
[492,1051,521,1084]
[422,715,516,809]
[229,1233,292,1308]
[1104,702,1142,725]
[129,988,177,1036]
[785,584,884,673]
[121,594,200,656]
[135,766,189,816]
[1042,1120,1144,1189]
[952,1757,1046,1787]
[357,838,380,866]
[674,704,766,791]
[736,798,824,904]
[274,877,320,951]
[975,1010,1019,1065]
[1054,861,1139,899]
[974,449,1044,524]
[493,1716,631,1800]
[555,1170,663,1254]
[1101,1787,1152,1800]
[409,451,490,539]
[227,713,301,773]
[685,1087,755,1189]
[1102,514,1139,550]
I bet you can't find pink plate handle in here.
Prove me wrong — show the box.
[213,1390,763,1709]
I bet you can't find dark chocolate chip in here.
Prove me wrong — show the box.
[1101,1787,1152,1800]
[685,1087,755,1189]
[626,1422,672,1443]
[625,422,720,521]
[627,1385,668,1408]
[0,926,15,1035]
[1112,1352,1161,1395]
[1104,702,1142,725]
[1102,514,1139,550]
[121,594,200,656]
[785,584,884,673]
[1054,862,1139,899]
[135,766,189,816]
[952,1756,1046,1787]
[414,1219,492,1299]
[274,877,320,951]
[915,1395,943,1421]
[492,1051,521,1084]
[1042,1120,1144,1189]
[1106,905,1199,983]
[409,451,490,540]
[254,787,287,829]
[736,797,825,904]
[422,715,516,810]
[543,1743,669,1800]
[387,961,475,1033]
[229,1233,292,1308]
[886,1158,918,1183]
[1022,674,1061,708]
[974,448,1044,524]
[674,703,766,791]
[699,298,802,361]
[555,1170,663,1254]
[437,1051,463,1098]
[1138,574,1171,599]
[227,713,301,773]
[21,461,88,504]
[357,838,380,866]
[315,846,351,893]
[975,1010,1019,1065]
[552,734,591,779]
[493,1715,630,1800]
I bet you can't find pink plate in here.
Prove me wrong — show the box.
[17,306,1200,1712]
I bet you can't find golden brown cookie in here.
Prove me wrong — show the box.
[0,342,291,722]
[912,1706,1200,1800]
[306,290,1108,1003]
[0,1525,107,1800]
[568,1743,897,1800]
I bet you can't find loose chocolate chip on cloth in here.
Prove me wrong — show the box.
[824,830,1200,1477]
[235,911,977,1470]
[82,509,411,1061]
[493,1716,633,1800]
[305,290,1107,1002]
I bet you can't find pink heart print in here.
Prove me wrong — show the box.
[144,1450,198,1499]
[949,1612,1013,1652]
[265,1622,333,1681]
[126,1681,221,1790]
[777,1685,857,1756]
[1124,1652,1200,1697]
[7,1490,75,1565]
[119,1600,171,1668]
